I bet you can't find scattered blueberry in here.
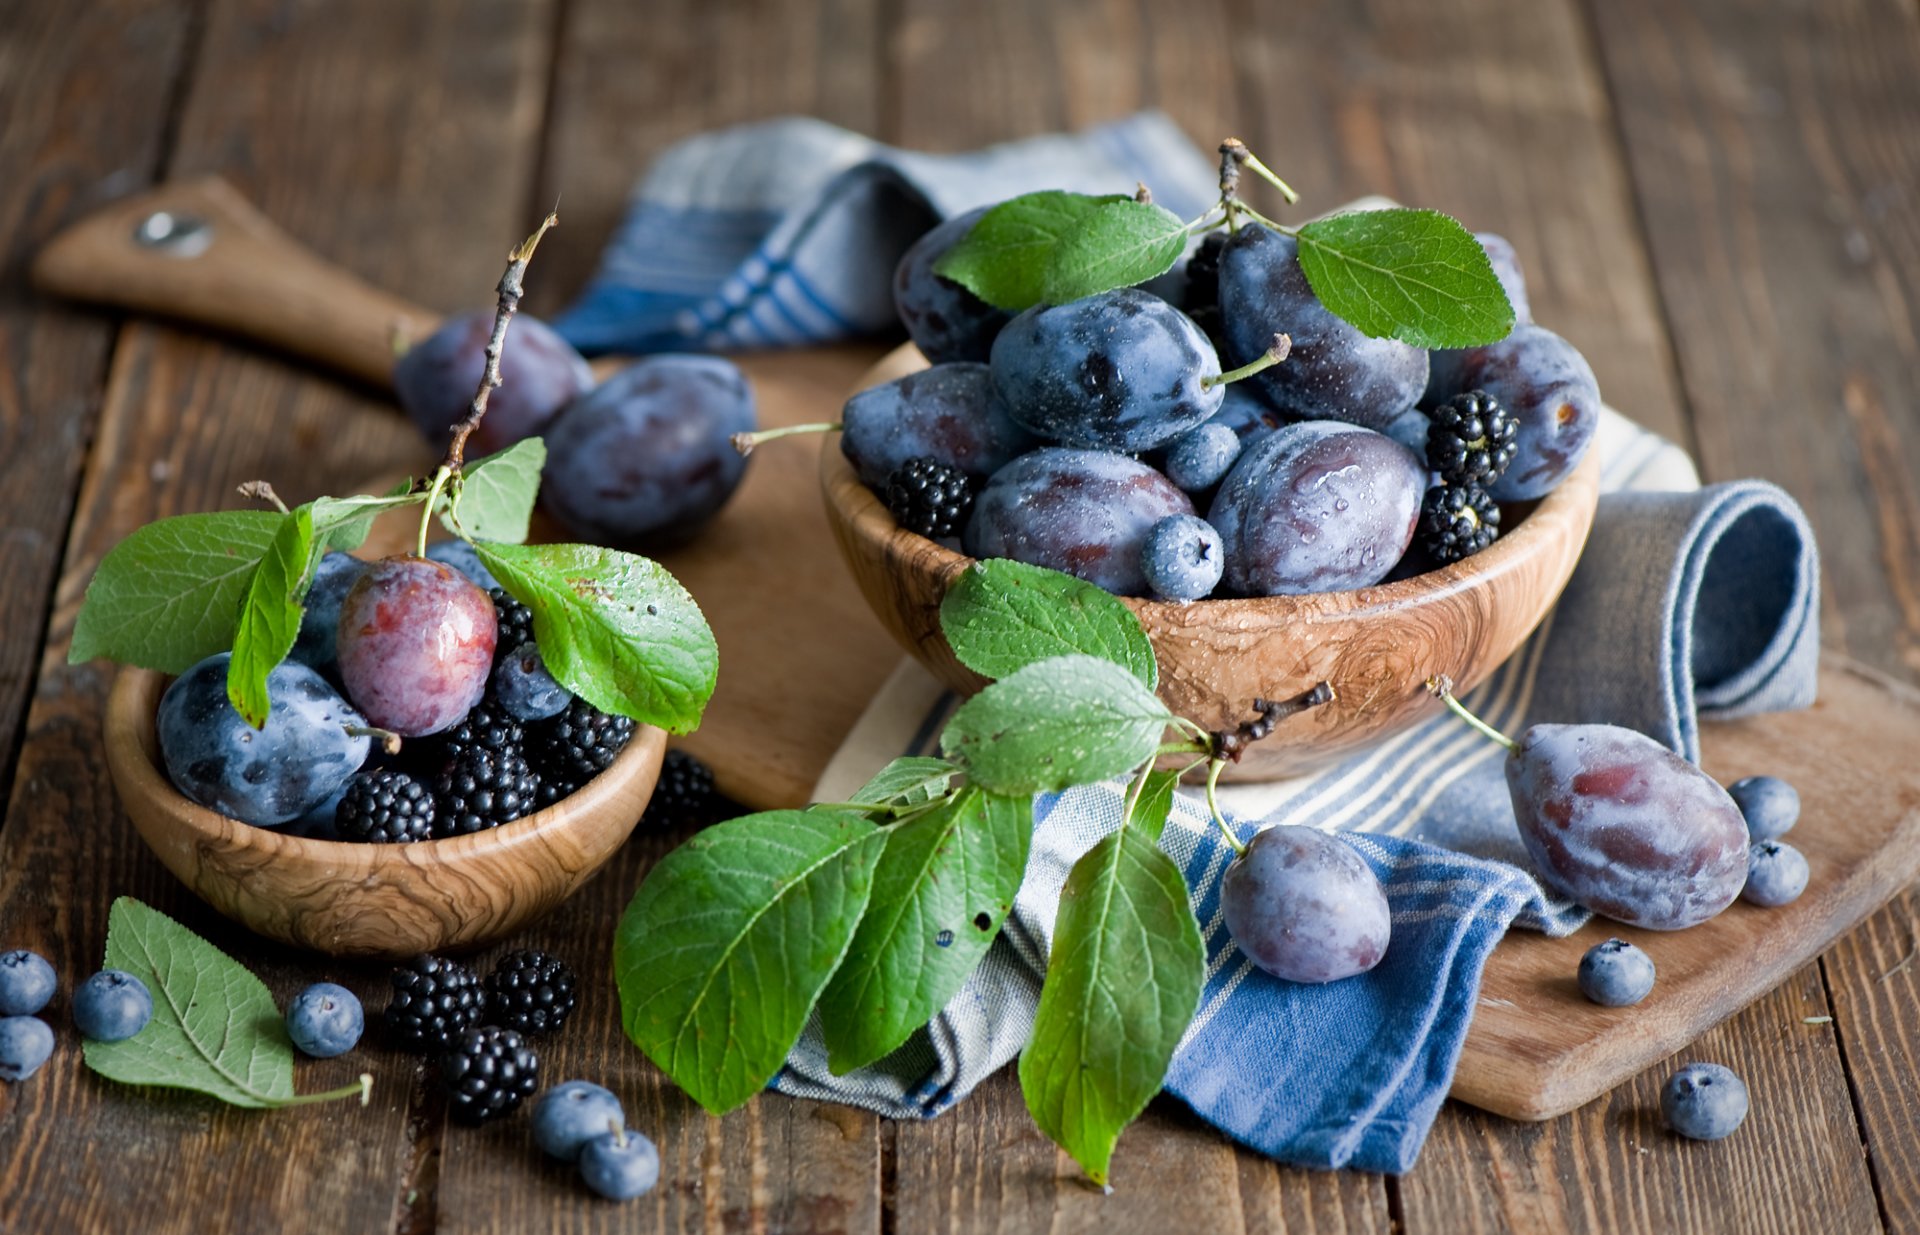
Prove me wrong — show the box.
[1742,840,1810,907]
[579,1126,662,1201]
[1661,1062,1749,1140]
[285,983,365,1058]
[1576,938,1656,1007]
[493,642,573,722]
[425,539,502,591]
[1727,776,1799,842]
[1141,514,1225,601]
[0,1016,54,1081]
[72,970,153,1042]
[1162,422,1243,493]
[0,949,56,1016]
[533,1081,627,1162]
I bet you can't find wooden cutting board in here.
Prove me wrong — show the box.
[35,178,1920,1123]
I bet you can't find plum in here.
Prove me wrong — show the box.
[963,448,1192,596]
[541,356,756,550]
[336,556,497,737]
[289,551,368,676]
[1207,421,1425,596]
[1424,325,1598,500]
[394,311,593,455]
[1220,825,1391,983]
[893,208,1014,364]
[841,362,1039,488]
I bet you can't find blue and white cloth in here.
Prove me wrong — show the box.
[566,115,1822,1174]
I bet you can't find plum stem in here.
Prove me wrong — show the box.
[274,1072,373,1108]
[439,210,559,476]
[236,481,289,514]
[1426,675,1518,752]
[343,724,403,756]
[1201,333,1291,390]
[731,422,841,458]
[1205,757,1244,856]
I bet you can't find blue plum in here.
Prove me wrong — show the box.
[394,311,593,455]
[1220,825,1391,984]
[841,362,1039,488]
[964,449,1193,596]
[425,539,501,591]
[1207,383,1287,444]
[989,289,1222,452]
[1217,224,1428,431]
[542,356,756,550]
[289,551,368,675]
[893,208,1014,364]
[158,654,371,826]
[1425,325,1598,500]
[1206,421,1426,596]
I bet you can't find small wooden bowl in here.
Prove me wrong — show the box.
[821,344,1602,781]
[105,667,664,959]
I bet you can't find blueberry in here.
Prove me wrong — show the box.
[578,1127,661,1201]
[289,552,368,675]
[0,1016,54,1081]
[157,654,371,826]
[1576,938,1655,1006]
[533,1080,628,1162]
[425,540,501,591]
[1742,840,1809,907]
[0,949,56,1016]
[1141,515,1224,601]
[1661,1062,1749,1140]
[285,983,364,1058]
[1727,775,1799,841]
[1162,422,1243,493]
[492,642,572,722]
[72,970,152,1042]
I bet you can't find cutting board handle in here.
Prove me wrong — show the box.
[30,176,436,389]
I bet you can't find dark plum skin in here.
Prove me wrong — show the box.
[841,362,1039,488]
[1220,825,1391,984]
[541,356,756,550]
[1426,324,1599,500]
[1207,421,1425,596]
[963,448,1193,596]
[1217,225,1429,431]
[289,551,368,675]
[393,311,594,455]
[1207,382,1287,444]
[157,653,370,826]
[989,289,1222,453]
[1506,723,1749,930]
[1475,232,1532,327]
[336,556,497,737]
[893,208,1014,364]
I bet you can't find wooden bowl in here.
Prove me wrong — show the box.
[105,667,665,959]
[821,344,1602,781]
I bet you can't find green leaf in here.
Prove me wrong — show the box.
[225,506,314,728]
[445,438,546,544]
[1124,767,1183,844]
[475,541,718,734]
[69,511,286,673]
[1294,208,1515,349]
[848,757,960,809]
[940,559,1156,688]
[614,810,887,1113]
[817,788,1030,1074]
[932,191,1128,311]
[1018,819,1204,1186]
[310,490,422,555]
[84,898,366,1110]
[940,655,1172,795]
[1042,199,1188,306]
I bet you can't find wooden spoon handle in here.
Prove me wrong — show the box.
[31,176,437,390]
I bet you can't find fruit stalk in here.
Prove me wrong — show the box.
[1424,675,1518,752]
[442,211,559,473]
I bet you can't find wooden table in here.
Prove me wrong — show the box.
[2,1,1916,1231]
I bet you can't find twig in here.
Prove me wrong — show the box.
[1210,682,1336,762]
[237,481,289,514]
[1878,942,1917,983]
[441,211,559,473]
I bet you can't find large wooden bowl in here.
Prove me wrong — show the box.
[821,344,1603,780]
[105,667,664,959]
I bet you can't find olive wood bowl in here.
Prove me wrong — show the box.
[820,343,1602,781]
[105,667,665,958]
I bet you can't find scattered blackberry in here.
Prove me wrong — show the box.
[489,588,534,668]
[1426,390,1518,487]
[640,750,718,831]
[530,698,636,801]
[387,955,485,1053]
[335,768,436,843]
[432,744,541,837]
[440,1025,540,1125]
[1418,483,1501,564]
[483,950,578,1036]
[884,457,974,539]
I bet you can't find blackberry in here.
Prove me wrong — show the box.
[640,749,718,831]
[386,955,485,1053]
[432,744,541,837]
[884,457,973,539]
[429,697,525,766]
[335,769,435,843]
[1426,390,1518,487]
[440,1025,540,1125]
[1418,483,1501,564]
[489,588,534,667]
[529,698,635,801]
[483,950,578,1036]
